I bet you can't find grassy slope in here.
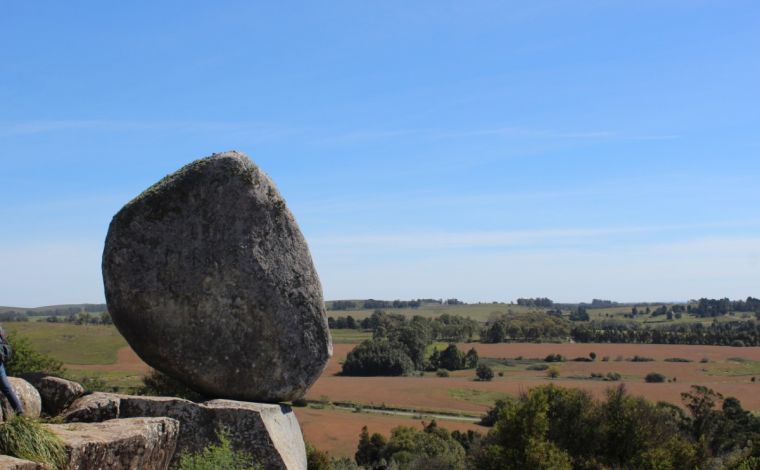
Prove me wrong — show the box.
[4,323,127,365]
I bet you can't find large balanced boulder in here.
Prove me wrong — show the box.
[48,417,179,470]
[102,151,332,402]
[0,377,41,421]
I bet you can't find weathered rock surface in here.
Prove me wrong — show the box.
[62,393,306,469]
[48,417,178,470]
[102,151,332,402]
[1,378,41,421]
[0,455,44,469]
[21,375,85,416]
[62,392,120,423]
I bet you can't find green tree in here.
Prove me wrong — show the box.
[476,363,494,381]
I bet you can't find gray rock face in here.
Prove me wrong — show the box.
[48,417,179,470]
[62,392,121,423]
[25,375,85,416]
[1,378,41,421]
[0,455,44,470]
[102,151,332,402]
[62,392,306,469]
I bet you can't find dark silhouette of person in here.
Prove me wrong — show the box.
[0,326,24,416]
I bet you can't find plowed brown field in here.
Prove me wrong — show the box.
[295,407,485,458]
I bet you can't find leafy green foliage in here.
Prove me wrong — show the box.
[356,421,467,469]
[341,339,414,376]
[0,416,67,470]
[645,372,666,383]
[5,335,63,376]
[476,363,494,381]
[178,431,261,470]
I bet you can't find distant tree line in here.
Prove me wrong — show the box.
[516,297,553,307]
[329,310,479,342]
[481,311,571,343]
[328,298,467,311]
[571,320,760,346]
[45,311,112,325]
[690,297,760,318]
[341,385,760,470]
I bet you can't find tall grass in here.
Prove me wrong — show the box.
[178,431,261,470]
[0,415,67,470]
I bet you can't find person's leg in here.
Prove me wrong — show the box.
[0,363,24,415]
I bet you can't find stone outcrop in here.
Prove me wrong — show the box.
[48,417,178,470]
[102,151,332,402]
[1,378,41,421]
[62,392,120,423]
[62,393,305,469]
[20,375,85,417]
[0,456,44,469]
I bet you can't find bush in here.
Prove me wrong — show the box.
[546,366,560,379]
[629,356,655,362]
[5,336,64,376]
[544,353,565,362]
[664,357,692,363]
[571,357,593,362]
[436,369,450,377]
[476,364,494,381]
[527,364,549,371]
[341,339,414,376]
[178,431,261,470]
[291,398,308,407]
[645,373,667,383]
[0,416,67,470]
[605,372,622,381]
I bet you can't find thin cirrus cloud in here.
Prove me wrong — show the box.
[308,222,760,252]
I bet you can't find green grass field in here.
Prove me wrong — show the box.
[4,322,127,365]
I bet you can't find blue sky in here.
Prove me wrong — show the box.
[1,1,759,306]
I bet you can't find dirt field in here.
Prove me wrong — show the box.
[295,406,485,458]
[309,342,760,413]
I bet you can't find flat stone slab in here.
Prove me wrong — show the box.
[63,393,306,469]
[102,151,332,402]
[48,417,178,470]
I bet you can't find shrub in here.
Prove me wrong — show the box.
[571,357,593,362]
[341,339,414,376]
[5,336,64,377]
[178,431,261,470]
[291,398,308,407]
[306,442,331,470]
[476,364,494,381]
[700,358,709,363]
[645,373,667,383]
[629,356,655,362]
[527,364,549,371]
[601,356,610,362]
[544,353,565,362]
[664,357,692,363]
[0,416,67,470]
[547,366,560,379]
[605,372,622,381]
[436,369,450,377]
[139,370,206,401]
[589,352,597,361]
